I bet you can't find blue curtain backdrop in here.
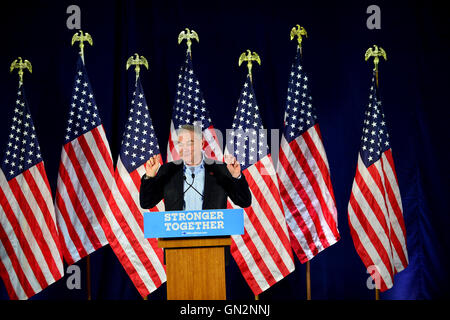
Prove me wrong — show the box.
[0,0,448,300]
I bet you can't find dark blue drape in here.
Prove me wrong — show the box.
[0,0,448,300]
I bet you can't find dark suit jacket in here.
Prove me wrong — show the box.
[139,158,252,210]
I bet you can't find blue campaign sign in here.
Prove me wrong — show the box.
[144,208,244,238]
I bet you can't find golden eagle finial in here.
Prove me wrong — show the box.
[365,45,387,87]
[365,45,387,72]
[290,24,308,55]
[238,50,261,83]
[126,53,149,83]
[178,28,199,58]
[10,57,32,86]
[71,30,93,64]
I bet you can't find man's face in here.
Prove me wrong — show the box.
[177,129,203,165]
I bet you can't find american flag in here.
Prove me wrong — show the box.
[0,83,64,299]
[54,56,111,264]
[109,76,166,297]
[227,75,295,295]
[347,74,408,291]
[277,48,340,263]
[167,53,222,161]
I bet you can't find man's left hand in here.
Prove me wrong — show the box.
[224,155,241,178]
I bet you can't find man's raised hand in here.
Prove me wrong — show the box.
[224,154,241,179]
[145,154,161,178]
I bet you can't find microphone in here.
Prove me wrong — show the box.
[190,173,204,199]
[182,175,192,194]
[183,173,204,199]
[180,175,191,210]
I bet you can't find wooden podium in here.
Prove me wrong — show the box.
[158,236,231,300]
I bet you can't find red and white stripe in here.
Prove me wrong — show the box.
[54,125,111,264]
[348,149,408,291]
[0,163,64,300]
[229,154,295,295]
[109,156,166,297]
[277,124,340,263]
[167,122,223,162]
[55,124,167,296]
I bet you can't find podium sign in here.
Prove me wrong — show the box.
[144,208,244,238]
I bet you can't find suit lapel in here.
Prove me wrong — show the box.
[173,163,184,209]
[203,163,214,209]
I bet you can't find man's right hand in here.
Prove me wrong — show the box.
[145,154,161,178]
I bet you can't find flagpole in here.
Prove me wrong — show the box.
[126,53,150,301]
[72,30,94,301]
[306,261,311,300]
[290,24,312,301]
[238,49,261,301]
[374,62,379,303]
[364,44,387,301]
[374,64,380,303]
[249,73,257,302]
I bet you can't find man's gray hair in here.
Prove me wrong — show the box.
[178,124,203,139]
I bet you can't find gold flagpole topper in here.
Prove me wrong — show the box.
[290,24,308,55]
[126,53,149,83]
[365,45,387,87]
[71,30,93,64]
[238,50,261,83]
[10,57,32,86]
[178,28,199,58]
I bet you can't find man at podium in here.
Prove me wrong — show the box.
[139,124,251,211]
